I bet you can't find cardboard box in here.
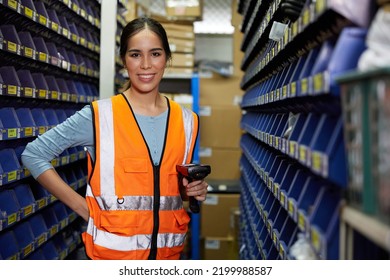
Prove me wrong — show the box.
[200,74,244,106]
[200,193,240,238]
[165,0,203,19]
[171,53,194,67]
[164,66,193,76]
[162,22,194,33]
[166,29,195,40]
[169,37,195,53]
[201,236,238,260]
[233,28,244,77]
[199,105,243,149]
[200,147,241,181]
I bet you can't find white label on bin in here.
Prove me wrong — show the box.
[199,147,212,157]
[199,106,211,116]
[205,239,220,250]
[204,195,218,205]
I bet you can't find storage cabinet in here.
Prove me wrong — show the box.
[0,0,100,260]
[236,0,385,259]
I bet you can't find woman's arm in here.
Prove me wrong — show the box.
[21,105,94,221]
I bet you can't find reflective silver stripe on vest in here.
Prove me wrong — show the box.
[86,217,186,251]
[181,106,194,164]
[86,187,183,211]
[97,99,116,199]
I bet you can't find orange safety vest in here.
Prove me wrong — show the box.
[82,94,199,260]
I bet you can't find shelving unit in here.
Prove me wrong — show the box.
[0,0,101,260]
[237,0,378,260]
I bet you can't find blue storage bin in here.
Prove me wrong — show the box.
[14,183,36,219]
[0,231,20,259]
[57,47,70,70]
[279,216,298,259]
[288,55,307,98]
[0,148,21,184]
[43,108,59,128]
[21,0,36,10]
[18,31,36,59]
[77,26,87,47]
[31,107,49,135]
[41,240,59,259]
[0,189,21,228]
[46,42,61,68]
[15,107,37,138]
[65,167,78,189]
[16,69,36,98]
[279,163,300,210]
[66,79,78,102]
[45,75,61,100]
[55,109,68,124]
[296,177,324,234]
[0,107,21,135]
[41,206,59,237]
[309,186,341,259]
[13,220,36,258]
[33,0,49,19]
[0,24,21,53]
[28,213,48,247]
[297,113,322,166]
[75,81,87,102]
[56,78,70,102]
[327,27,368,96]
[46,8,61,33]
[68,22,80,44]
[53,202,69,230]
[68,147,79,163]
[25,248,45,260]
[286,169,311,222]
[31,72,49,99]
[59,149,70,166]
[51,233,69,259]
[67,50,79,73]
[30,181,50,210]
[33,37,49,63]
[0,66,22,96]
[298,47,320,97]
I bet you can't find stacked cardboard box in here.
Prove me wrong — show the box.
[162,21,196,76]
[199,0,244,182]
[199,1,243,260]
[164,0,203,21]
[200,193,241,260]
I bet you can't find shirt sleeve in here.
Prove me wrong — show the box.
[21,105,94,179]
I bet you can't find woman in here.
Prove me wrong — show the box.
[21,17,208,260]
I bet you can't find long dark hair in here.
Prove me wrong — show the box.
[120,17,172,91]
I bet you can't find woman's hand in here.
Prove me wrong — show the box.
[182,177,208,201]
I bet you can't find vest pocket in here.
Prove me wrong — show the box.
[173,208,190,232]
[120,157,149,195]
[99,210,139,236]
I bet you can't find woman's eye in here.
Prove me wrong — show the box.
[152,52,161,57]
[130,53,140,57]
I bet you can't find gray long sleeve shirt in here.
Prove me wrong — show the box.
[21,105,168,179]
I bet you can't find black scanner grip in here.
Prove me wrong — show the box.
[176,164,211,213]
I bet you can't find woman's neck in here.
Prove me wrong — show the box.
[124,88,168,116]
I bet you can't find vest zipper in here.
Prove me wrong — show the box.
[148,164,161,260]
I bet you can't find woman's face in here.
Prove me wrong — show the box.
[124,28,167,94]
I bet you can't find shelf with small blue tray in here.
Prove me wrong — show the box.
[0,230,20,259]
[28,213,49,248]
[13,183,37,220]
[13,219,36,258]
[0,148,21,186]
[0,187,21,231]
